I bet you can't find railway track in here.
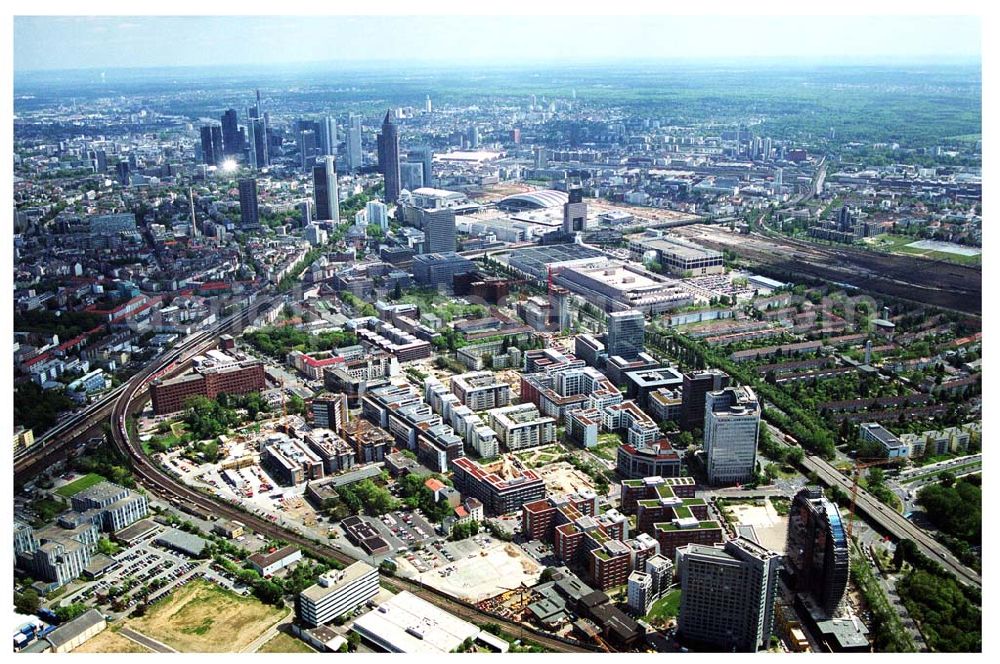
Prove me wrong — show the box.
[677,225,981,315]
[13,386,127,477]
[16,294,280,478]
[103,304,596,653]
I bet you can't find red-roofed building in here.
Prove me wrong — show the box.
[21,351,52,370]
[53,325,105,356]
[450,456,545,516]
[195,281,232,296]
[288,350,346,381]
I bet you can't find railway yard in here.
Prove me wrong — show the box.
[676,224,981,315]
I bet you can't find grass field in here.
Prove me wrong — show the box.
[56,473,106,498]
[894,245,981,266]
[258,631,317,653]
[589,442,619,461]
[646,589,681,623]
[126,580,286,653]
[72,628,152,653]
[868,234,981,266]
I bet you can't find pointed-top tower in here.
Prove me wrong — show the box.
[378,108,401,203]
[188,187,199,238]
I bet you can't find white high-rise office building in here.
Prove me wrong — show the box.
[703,386,760,485]
[366,200,389,230]
[298,561,380,628]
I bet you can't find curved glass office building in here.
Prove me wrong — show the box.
[785,487,850,618]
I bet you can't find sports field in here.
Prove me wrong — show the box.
[125,579,286,652]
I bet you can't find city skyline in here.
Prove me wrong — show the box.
[13,14,981,72]
[9,8,984,656]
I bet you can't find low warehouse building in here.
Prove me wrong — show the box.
[44,609,106,653]
[352,591,509,654]
[154,528,208,557]
[248,545,302,576]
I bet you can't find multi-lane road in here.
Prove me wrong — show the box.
[801,454,981,588]
[754,419,981,588]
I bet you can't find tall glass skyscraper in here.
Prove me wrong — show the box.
[377,109,401,202]
[313,156,340,222]
[318,115,337,156]
[785,487,850,618]
[409,146,434,188]
[606,309,645,360]
[199,126,215,165]
[238,178,260,228]
[346,114,363,172]
[247,96,268,169]
[221,109,241,157]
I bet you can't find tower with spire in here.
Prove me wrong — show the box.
[377,109,401,203]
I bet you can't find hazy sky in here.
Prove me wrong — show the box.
[14,15,981,72]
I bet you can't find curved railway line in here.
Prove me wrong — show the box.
[100,301,596,653]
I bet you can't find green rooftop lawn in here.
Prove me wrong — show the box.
[56,473,106,498]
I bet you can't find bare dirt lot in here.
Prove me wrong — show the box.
[281,494,319,527]
[73,628,152,653]
[535,460,597,495]
[125,579,287,652]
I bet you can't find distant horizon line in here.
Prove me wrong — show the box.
[13,53,982,76]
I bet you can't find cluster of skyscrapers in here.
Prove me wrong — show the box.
[198,90,270,169]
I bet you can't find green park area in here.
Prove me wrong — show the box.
[646,589,681,625]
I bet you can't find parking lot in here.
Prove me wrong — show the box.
[379,509,437,545]
[61,523,208,616]
[520,539,561,566]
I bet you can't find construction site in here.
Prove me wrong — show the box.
[394,535,542,604]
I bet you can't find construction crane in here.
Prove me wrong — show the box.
[281,379,288,421]
[846,457,904,539]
